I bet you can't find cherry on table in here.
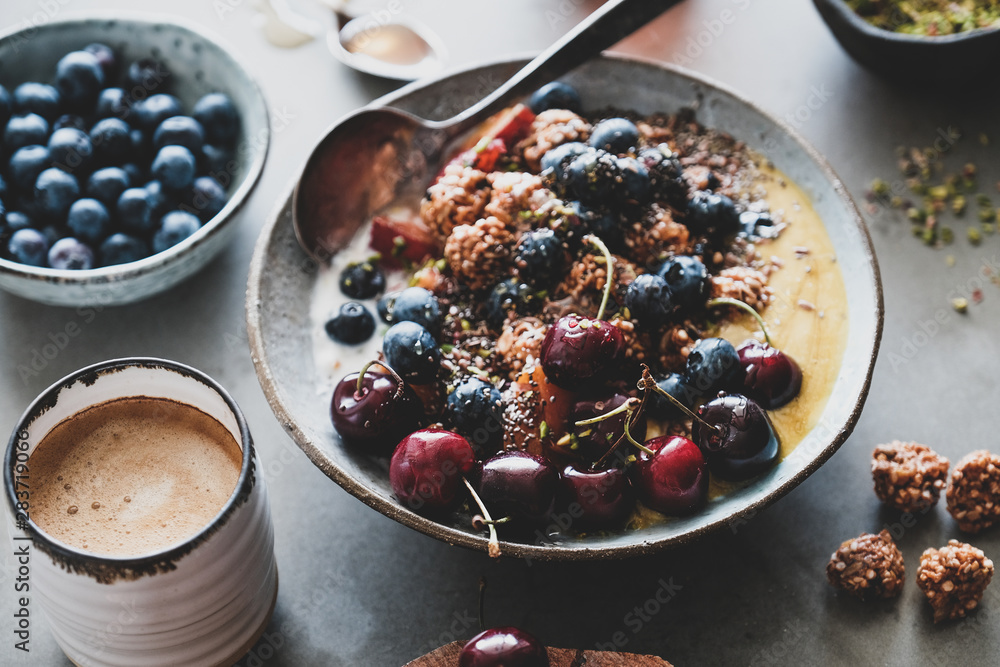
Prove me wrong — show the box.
[692,393,780,481]
[459,627,550,666]
[737,339,802,409]
[389,429,475,513]
[630,435,708,516]
[330,363,422,451]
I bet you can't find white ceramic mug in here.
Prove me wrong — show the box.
[4,359,278,667]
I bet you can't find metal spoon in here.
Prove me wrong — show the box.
[294,0,680,262]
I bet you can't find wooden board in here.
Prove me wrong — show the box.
[404,641,673,666]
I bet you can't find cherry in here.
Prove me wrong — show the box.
[389,429,475,513]
[459,627,549,667]
[692,393,780,481]
[559,464,634,529]
[569,392,646,459]
[630,435,708,516]
[330,362,422,452]
[478,451,558,523]
[737,339,802,409]
[539,235,624,388]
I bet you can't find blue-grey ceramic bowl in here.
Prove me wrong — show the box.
[0,14,269,306]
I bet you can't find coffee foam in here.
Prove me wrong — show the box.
[28,397,243,557]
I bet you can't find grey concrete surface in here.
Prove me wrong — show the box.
[2,0,999,665]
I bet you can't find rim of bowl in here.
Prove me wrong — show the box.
[3,357,256,572]
[815,0,1000,44]
[246,53,884,560]
[0,12,269,289]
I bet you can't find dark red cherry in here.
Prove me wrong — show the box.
[630,436,708,516]
[330,366,422,451]
[692,393,780,481]
[539,315,625,388]
[559,465,635,529]
[389,429,475,513]
[737,339,802,409]
[569,392,647,460]
[478,451,558,523]
[459,627,550,666]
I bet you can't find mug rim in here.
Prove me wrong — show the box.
[4,357,256,577]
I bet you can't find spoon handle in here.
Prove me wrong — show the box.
[438,0,682,133]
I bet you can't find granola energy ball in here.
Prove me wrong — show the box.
[420,164,491,242]
[946,450,1000,533]
[444,216,516,292]
[826,530,905,600]
[517,108,591,172]
[871,441,949,512]
[916,540,994,623]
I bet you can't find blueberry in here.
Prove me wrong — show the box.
[445,377,503,454]
[132,94,182,132]
[739,210,777,239]
[34,168,79,221]
[152,210,201,253]
[66,198,111,244]
[637,145,687,209]
[129,128,150,157]
[390,286,441,334]
[657,255,708,311]
[382,321,440,384]
[48,237,94,270]
[125,58,171,95]
[566,149,620,204]
[53,114,86,131]
[685,337,743,394]
[89,118,132,165]
[539,141,589,175]
[12,83,60,122]
[193,93,239,145]
[116,187,154,234]
[4,211,31,234]
[528,81,582,114]
[616,156,651,203]
[623,273,674,328]
[567,201,620,250]
[649,372,700,419]
[83,43,117,80]
[685,191,740,235]
[484,278,538,328]
[339,260,386,299]
[86,167,131,207]
[9,145,51,191]
[55,51,104,110]
[324,302,376,344]
[151,145,196,191]
[99,233,149,266]
[0,85,11,125]
[589,118,639,155]
[144,180,177,220]
[122,163,144,185]
[153,115,205,154]
[47,127,93,172]
[200,143,233,175]
[4,114,50,153]
[7,228,48,266]
[514,227,563,286]
[187,176,226,222]
[0,173,7,199]
[376,290,400,323]
[95,87,129,119]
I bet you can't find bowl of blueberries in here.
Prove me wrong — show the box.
[0,14,269,306]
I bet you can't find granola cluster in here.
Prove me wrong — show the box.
[708,266,772,311]
[917,540,994,623]
[420,164,491,242]
[483,171,552,226]
[444,216,516,291]
[494,317,547,379]
[826,530,906,600]
[622,205,692,267]
[517,109,591,172]
[554,251,637,308]
[946,450,1000,533]
[871,441,950,512]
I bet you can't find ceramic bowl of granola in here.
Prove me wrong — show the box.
[247,54,883,560]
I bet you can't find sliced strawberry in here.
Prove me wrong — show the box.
[433,104,536,183]
[472,138,506,172]
[370,214,438,268]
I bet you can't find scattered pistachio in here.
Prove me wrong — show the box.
[952,195,967,215]
[946,255,956,267]
[952,297,969,314]
[939,227,954,244]
[968,227,982,245]
[979,207,996,223]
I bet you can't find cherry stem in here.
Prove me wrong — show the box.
[594,390,651,469]
[584,234,614,322]
[639,365,723,435]
[573,398,638,427]
[356,359,406,398]
[464,477,501,558]
[623,418,654,455]
[707,297,772,347]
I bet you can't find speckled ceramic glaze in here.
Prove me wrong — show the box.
[4,359,277,667]
[246,55,883,560]
[0,15,269,307]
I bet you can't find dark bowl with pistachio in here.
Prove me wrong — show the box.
[813,0,1000,83]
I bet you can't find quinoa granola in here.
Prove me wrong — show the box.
[917,540,994,623]
[826,530,906,600]
[871,440,950,512]
[946,450,1000,533]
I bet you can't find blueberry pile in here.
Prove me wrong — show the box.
[0,44,240,270]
